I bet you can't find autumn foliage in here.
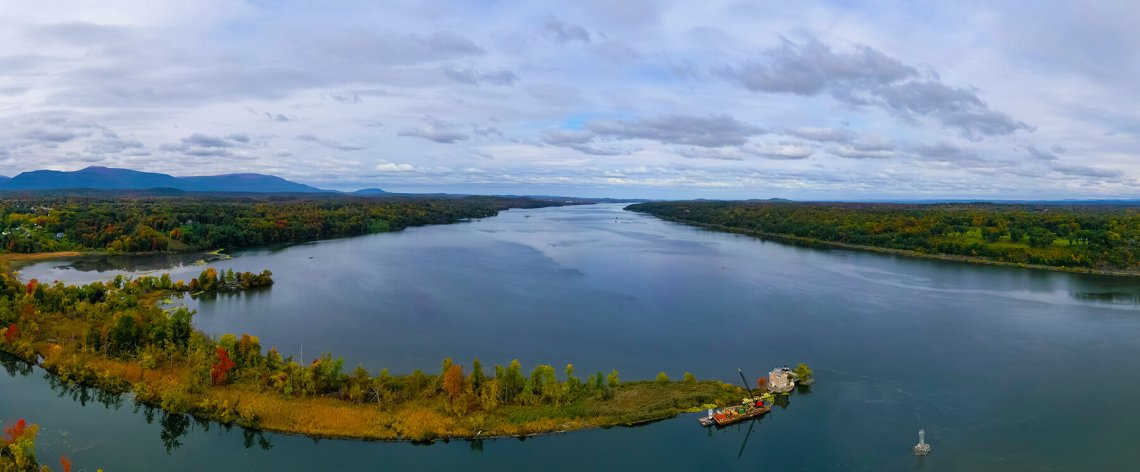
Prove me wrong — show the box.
[3,418,28,444]
[60,455,72,472]
[442,364,465,401]
[2,418,48,471]
[3,324,17,343]
[211,347,236,385]
[0,194,561,254]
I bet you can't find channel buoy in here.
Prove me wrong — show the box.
[913,429,931,456]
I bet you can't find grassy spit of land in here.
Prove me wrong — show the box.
[0,251,84,268]
[628,200,1140,276]
[0,264,751,442]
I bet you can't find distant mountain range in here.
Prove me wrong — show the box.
[0,166,388,194]
[351,188,389,196]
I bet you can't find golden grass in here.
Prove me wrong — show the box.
[22,338,748,441]
[0,251,83,262]
[0,251,84,274]
[210,386,398,438]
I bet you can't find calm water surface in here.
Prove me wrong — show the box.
[7,203,1140,470]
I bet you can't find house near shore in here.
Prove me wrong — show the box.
[768,366,796,393]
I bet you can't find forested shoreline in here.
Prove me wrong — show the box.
[628,200,1140,273]
[0,194,571,254]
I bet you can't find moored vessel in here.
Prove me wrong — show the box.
[700,398,771,426]
[698,368,772,427]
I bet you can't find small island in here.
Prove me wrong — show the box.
[116,267,275,294]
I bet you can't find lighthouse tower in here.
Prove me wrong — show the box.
[914,429,932,456]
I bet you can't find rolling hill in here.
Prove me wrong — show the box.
[0,166,329,193]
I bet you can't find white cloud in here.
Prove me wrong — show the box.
[0,1,1135,199]
[375,161,415,172]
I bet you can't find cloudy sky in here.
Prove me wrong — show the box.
[1,1,1138,199]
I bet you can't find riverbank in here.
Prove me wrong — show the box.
[647,215,1140,278]
[0,194,574,257]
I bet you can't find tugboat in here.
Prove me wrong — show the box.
[698,369,771,427]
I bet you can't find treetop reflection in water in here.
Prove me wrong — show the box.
[0,352,272,456]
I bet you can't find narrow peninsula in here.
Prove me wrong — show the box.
[0,266,789,441]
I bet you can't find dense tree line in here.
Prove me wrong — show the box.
[0,194,567,253]
[109,268,274,293]
[628,201,1140,270]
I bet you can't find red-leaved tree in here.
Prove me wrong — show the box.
[61,455,72,472]
[211,347,236,385]
[3,418,27,444]
[3,324,17,343]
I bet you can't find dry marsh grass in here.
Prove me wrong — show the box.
[24,339,748,441]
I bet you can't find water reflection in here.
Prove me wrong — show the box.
[736,417,758,461]
[468,438,484,453]
[1,352,33,377]
[19,252,226,274]
[0,352,273,454]
[155,412,189,452]
[43,374,125,410]
[1072,291,1140,305]
[773,394,790,410]
[243,427,274,451]
[143,405,273,454]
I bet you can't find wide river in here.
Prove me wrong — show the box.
[6,203,1140,470]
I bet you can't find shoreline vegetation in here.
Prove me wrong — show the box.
[0,265,755,443]
[0,194,574,255]
[627,201,1140,277]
